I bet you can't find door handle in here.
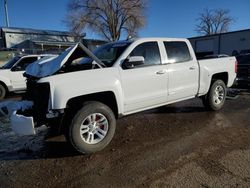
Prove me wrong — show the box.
[156,70,166,75]
[189,66,196,70]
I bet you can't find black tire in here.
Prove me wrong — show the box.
[0,84,6,100]
[68,101,116,154]
[202,80,227,111]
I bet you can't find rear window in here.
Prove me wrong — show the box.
[164,42,191,63]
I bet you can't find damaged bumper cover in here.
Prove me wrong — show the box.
[11,111,36,135]
[0,100,62,136]
[0,100,35,135]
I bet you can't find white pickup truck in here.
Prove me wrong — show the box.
[0,54,55,99]
[9,38,237,154]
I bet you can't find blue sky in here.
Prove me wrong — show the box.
[0,0,250,39]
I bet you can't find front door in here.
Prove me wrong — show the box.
[120,42,168,113]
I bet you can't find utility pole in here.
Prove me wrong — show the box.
[4,0,10,27]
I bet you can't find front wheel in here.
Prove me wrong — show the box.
[202,80,227,111]
[68,101,116,154]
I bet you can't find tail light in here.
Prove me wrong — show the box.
[235,60,238,74]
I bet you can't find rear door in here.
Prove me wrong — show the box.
[164,41,199,101]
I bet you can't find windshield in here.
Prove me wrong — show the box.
[79,42,131,67]
[1,56,21,69]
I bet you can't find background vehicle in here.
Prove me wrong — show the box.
[235,54,250,88]
[240,50,250,55]
[10,38,237,154]
[202,54,229,59]
[0,54,56,99]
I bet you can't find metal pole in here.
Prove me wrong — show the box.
[4,0,10,27]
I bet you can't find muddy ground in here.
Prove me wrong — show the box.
[0,91,250,188]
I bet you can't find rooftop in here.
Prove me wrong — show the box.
[1,27,86,37]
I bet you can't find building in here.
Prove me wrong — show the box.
[0,27,106,54]
[189,29,250,58]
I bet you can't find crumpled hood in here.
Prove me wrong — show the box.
[25,42,103,78]
[25,44,78,78]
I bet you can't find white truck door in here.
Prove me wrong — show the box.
[120,42,168,113]
[164,41,199,101]
[10,57,38,90]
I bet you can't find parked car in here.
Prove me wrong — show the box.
[0,54,56,99]
[10,38,237,154]
[236,54,250,88]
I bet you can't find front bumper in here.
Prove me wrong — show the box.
[10,111,36,135]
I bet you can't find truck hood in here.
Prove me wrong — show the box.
[25,42,103,78]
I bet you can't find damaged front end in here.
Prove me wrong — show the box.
[4,42,105,136]
[22,79,51,125]
[0,79,55,135]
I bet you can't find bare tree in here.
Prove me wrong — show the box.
[66,0,147,41]
[195,9,234,36]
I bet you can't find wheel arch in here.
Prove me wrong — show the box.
[56,91,118,136]
[0,80,9,93]
[211,72,228,86]
[66,91,119,118]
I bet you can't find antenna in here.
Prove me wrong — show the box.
[4,0,10,27]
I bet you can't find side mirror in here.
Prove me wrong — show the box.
[123,56,145,69]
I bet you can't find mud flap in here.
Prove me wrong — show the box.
[10,111,36,135]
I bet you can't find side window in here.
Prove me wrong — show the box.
[129,42,161,66]
[164,42,191,63]
[14,57,38,71]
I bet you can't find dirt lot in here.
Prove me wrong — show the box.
[0,91,250,188]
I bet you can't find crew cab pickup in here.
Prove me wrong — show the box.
[9,38,237,154]
[0,54,56,99]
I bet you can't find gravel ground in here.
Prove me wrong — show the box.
[0,91,250,188]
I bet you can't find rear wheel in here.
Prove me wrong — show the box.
[0,84,6,100]
[68,101,116,154]
[202,80,226,111]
